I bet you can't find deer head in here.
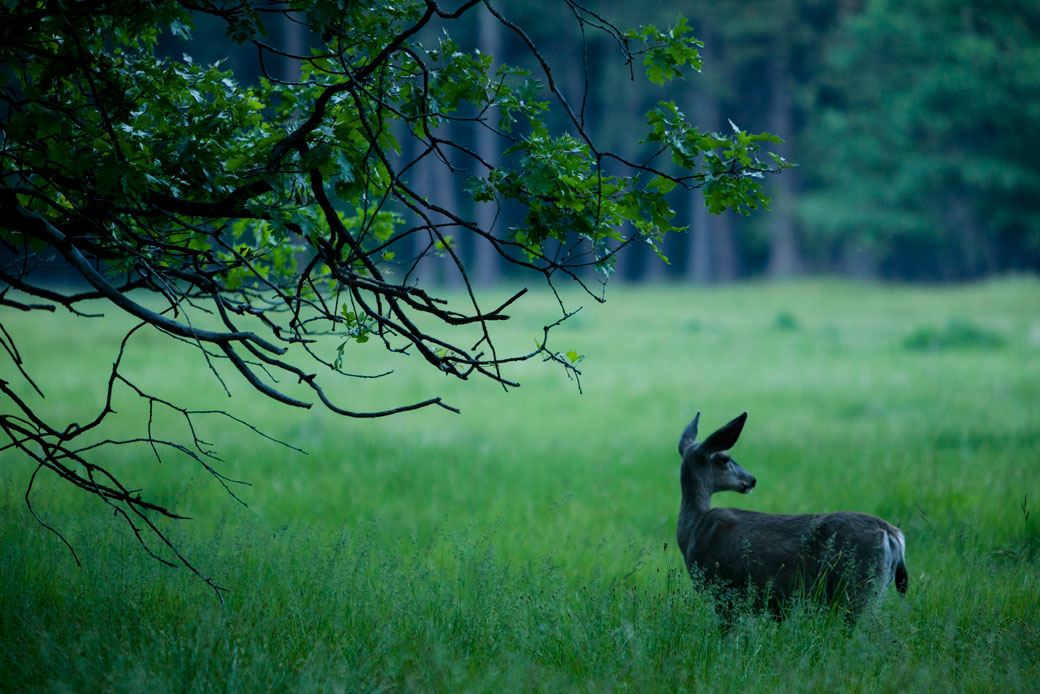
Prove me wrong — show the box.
[678,411,757,498]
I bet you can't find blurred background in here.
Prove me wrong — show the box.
[5,5,1039,687]
[172,0,1040,286]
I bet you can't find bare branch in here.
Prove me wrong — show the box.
[0,0,786,597]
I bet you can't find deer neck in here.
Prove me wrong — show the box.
[677,473,713,552]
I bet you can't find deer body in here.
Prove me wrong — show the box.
[676,412,907,616]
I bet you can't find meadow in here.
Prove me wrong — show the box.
[2,278,1039,692]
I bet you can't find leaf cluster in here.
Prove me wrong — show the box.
[0,0,787,592]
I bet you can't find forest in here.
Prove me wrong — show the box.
[174,0,1040,284]
[3,3,1039,691]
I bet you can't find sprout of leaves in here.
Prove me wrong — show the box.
[0,0,788,598]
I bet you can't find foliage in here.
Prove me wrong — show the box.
[601,0,1040,279]
[2,279,1038,691]
[902,318,1007,352]
[799,0,1040,278]
[0,0,787,591]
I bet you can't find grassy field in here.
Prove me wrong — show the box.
[2,278,1039,692]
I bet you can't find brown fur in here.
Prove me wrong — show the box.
[676,412,907,616]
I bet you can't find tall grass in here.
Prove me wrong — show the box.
[2,278,1039,691]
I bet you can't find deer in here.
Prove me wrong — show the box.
[676,411,907,618]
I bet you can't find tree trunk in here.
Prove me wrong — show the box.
[432,123,463,288]
[682,30,742,284]
[686,83,719,283]
[712,212,740,282]
[603,58,639,283]
[472,7,503,286]
[280,12,305,82]
[687,196,713,283]
[766,43,800,278]
[410,128,462,288]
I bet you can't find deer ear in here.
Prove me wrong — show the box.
[700,412,747,454]
[678,411,701,457]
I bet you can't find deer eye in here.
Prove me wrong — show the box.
[712,454,729,468]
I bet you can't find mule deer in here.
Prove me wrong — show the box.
[676,411,907,617]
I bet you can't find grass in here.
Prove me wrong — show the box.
[2,277,1039,692]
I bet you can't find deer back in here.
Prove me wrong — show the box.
[675,411,907,615]
[685,507,904,612]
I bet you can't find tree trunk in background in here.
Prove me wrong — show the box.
[686,83,718,283]
[409,134,435,282]
[432,122,464,287]
[472,7,502,286]
[687,194,713,282]
[642,237,668,281]
[280,12,304,82]
[712,213,740,281]
[766,42,800,278]
[926,190,998,281]
[410,128,463,288]
[684,40,740,284]
[603,54,638,282]
[946,191,997,279]
[608,235,630,283]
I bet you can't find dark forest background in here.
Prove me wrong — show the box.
[168,0,1040,284]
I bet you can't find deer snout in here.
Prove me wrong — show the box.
[742,475,757,493]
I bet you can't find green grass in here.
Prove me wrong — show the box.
[2,278,1039,692]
